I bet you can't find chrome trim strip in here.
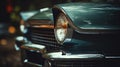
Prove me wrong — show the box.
[106,56,120,58]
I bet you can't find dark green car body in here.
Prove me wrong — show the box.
[51,2,120,67]
[53,2,120,55]
[18,2,120,67]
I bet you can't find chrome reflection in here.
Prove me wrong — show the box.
[43,52,104,59]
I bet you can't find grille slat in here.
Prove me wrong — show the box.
[32,31,54,35]
[31,38,57,44]
[31,28,54,34]
[31,35,56,41]
[32,33,55,37]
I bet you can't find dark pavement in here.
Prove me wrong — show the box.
[0,38,23,67]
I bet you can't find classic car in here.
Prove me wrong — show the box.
[17,2,120,67]
[43,2,120,67]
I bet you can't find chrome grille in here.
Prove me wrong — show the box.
[29,27,58,47]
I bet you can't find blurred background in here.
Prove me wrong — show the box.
[0,0,119,67]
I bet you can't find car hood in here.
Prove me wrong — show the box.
[56,3,120,32]
[20,11,38,21]
[26,8,54,29]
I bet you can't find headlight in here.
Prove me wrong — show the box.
[55,13,68,44]
[20,20,28,34]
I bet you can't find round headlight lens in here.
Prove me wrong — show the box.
[55,13,68,44]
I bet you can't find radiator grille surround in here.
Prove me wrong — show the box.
[25,25,59,50]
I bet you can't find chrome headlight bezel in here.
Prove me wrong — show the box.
[54,13,69,44]
[20,20,29,34]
